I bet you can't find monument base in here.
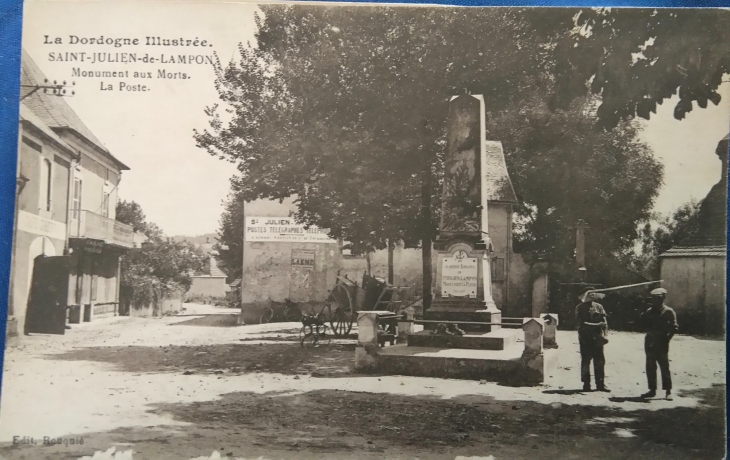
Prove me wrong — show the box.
[371,345,559,385]
[407,328,518,350]
[424,298,501,332]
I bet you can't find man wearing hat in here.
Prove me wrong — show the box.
[575,290,610,392]
[640,288,679,400]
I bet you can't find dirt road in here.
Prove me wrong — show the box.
[0,304,725,460]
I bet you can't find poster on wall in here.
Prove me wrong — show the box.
[290,248,315,301]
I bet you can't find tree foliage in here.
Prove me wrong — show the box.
[551,8,730,128]
[196,6,724,287]
[630,201,702,279]
[116,201,205,308]
[116,200,164,241]
[488,94,663,283]
[213,186,244,280]
[195,6,564,254]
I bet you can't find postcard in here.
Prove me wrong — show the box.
[1,2,728,459]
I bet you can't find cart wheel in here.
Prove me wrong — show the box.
[328,284,354,337]
[300,325,318,348]
[260,307,274,324]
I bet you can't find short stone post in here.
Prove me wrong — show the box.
[520,317,546,384]
[522,318,544,356]
[397,306,415,342]
[355,311,391,371]
[540,313,559,349]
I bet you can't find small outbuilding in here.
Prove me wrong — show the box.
[659,135,727,335]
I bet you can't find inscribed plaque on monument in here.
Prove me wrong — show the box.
[441,256,478,298]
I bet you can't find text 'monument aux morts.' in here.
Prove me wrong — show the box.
[41,35,216,92]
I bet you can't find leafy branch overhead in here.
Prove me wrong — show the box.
[550,8,730,128]
[195,5,726,283]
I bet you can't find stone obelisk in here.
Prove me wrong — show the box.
[425,94,500,332]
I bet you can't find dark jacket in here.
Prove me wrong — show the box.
[640,305,678,352]
[575,301,608,344]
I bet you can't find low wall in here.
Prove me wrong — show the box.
[127,291,184,318]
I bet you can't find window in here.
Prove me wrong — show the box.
[101,192,110,217]
[72,178,82,219]
[39,158,52,212]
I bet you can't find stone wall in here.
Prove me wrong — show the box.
[127,290,184,318]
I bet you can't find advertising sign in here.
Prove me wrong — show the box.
[245,217,336,243]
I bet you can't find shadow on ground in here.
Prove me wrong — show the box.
[0,384,724,460]
[170,314,241,327]
[47,342,357,377]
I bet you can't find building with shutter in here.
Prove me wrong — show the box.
[7,51,133,343]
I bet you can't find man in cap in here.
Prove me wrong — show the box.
[640,288,679,400]
[575,290,610,392]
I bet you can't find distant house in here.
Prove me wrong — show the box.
[188,249,228,298]
[8,51,134,341]
[659,135,728,335]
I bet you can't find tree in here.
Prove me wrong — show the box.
[487,94,664,284]
[116,200,147,233]
[195,6,566,288]
[550,8,730,129]
[116,200,205,309]
[196,6,723,299]
[213,184,244,280]
[630,201,702,279]
[116,200,164,241]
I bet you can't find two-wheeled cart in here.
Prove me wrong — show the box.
[326,271,420,339]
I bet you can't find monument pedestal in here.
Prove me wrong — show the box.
[425,237,500,332]
[424,299,501,332]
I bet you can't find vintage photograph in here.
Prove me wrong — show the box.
[0,2,728,459]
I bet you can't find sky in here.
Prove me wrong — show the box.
[21,1,730,237]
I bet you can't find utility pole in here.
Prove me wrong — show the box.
[569,219,590,281]
[420,120,433,312]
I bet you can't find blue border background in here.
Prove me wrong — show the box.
[0,0,728,398]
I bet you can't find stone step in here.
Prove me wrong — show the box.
[407,328,520,351]
[374,344,558,384]
[422,308,503,332]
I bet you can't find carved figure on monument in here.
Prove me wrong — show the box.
[439,95,484,239]
[442,163,481,233]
